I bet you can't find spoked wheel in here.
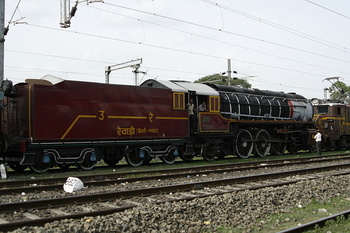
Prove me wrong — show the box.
[254,129,271,157]
[8,162,28,172]
[78,160,96,171]
[235,129,253,158]
[125,149,143,167]
[271,135,287,155]
[30,163,51,173]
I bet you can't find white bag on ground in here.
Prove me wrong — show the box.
[63,177,84,193]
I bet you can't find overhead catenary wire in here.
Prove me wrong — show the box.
[305,0,350,20]
[201,0,350,53]
[83,4,350,76]
[101,1,350,59]
[14,22,330,79]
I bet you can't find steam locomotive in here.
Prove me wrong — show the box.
[0,76,317,172]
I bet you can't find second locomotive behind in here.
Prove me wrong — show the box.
[0,76,316,172]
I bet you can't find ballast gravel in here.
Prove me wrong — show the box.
[7,174,350,233]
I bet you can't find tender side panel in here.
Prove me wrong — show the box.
[30,81,188,141]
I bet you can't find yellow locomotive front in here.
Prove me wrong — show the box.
[313,102,350,149]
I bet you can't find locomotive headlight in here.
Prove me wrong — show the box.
[1,80,13,94]
[324,122,328,129]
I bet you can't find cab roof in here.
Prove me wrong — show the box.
[140,79,219,96]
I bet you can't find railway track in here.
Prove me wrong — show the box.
[279,209,350,233]
[4,152,349,175]
[1,153,349,196]
[1,161,350,231]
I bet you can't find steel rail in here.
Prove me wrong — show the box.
[278,209,350,233]
[1,155,350,195]
[4,152,350,179]
[4,153,350,187]
[1,163,350,212]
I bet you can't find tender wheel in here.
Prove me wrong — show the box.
[125,149,144,167]
[103,158,120,167]
[78,161,96,171]
[78,151,97,171]
[235,129,253,158]
[8,162,27,172]
[254,129,271,157]
[160,154,176,164]
[30,163,51,173]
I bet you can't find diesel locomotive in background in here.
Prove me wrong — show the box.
[0,75,348,172]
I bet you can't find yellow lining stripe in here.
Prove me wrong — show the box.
[61,115,97,139]
[108,116,147,119]
[156,117,188,120]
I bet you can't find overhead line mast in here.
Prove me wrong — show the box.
[60,0,102,28]
[0,0,4,83]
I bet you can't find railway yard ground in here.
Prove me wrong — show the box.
[1,151,350,232]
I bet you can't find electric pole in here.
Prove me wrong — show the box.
[227,59,231,86]
[0,0,4,83]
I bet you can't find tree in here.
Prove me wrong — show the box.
[328,81,350,103]
[194,73,251,89]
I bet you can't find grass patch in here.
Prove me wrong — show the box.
[223,196,350,232]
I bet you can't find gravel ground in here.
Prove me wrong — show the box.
[5,173,350,232]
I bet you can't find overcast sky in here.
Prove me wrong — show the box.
[4,0,350,99]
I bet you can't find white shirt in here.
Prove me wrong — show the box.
[314,132,322,142]
[187,103,194,115]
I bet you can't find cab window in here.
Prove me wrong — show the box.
[173,92,185,110]
[317,105,329,114]
[209,96,220,112]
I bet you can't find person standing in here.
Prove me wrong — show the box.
[314,130,322,155]
[187,99,196,132]
[187,99,195,116]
